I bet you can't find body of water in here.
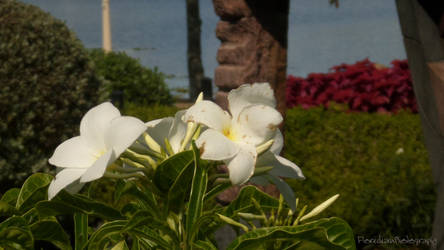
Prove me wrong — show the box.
[21,0,406,97]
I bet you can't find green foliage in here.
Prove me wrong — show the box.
[123,102,179,121]
[0,0,102,192]
[89,49,173,106]
[284,107,435,240]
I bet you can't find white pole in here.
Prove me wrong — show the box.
[102,0,112,53]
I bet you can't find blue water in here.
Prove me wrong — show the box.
[21,0,406,97]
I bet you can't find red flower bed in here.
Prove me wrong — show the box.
[286,59,417,113]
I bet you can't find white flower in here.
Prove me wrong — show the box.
[47,102,146,200]
[183,83,283,185]
[141,93,203,155]
[144,110,188,154]
[250,130,305,211]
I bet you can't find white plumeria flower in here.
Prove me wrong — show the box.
[141,93,204,155]
[144,110,188,154]
[47,102,146,200]
[250,130,305,211]
[183,83,283,185]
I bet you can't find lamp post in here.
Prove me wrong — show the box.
[102,0,112,53]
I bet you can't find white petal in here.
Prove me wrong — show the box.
[196,129,239,161]
[48,168,87,200]
[80,102,121,150]
[80,149,116,182]
[270,130,284,155]
[104,116,147,156]
[266,175,297,211]
[48,136,96,168]
[226,143,257,185]
[145,117,174,150]
[228,83,276,120]
[183,100,231,132]
[234,105,283,145]
[260,152,304,180]
[168,110,187,153]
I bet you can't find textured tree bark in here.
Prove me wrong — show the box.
[396,1,444,249]
[186,0,205,100]
[212,0,289,117]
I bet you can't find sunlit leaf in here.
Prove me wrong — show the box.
[226,217,355,250]
[30,219,71,250]
[16,173,53,211]
[0,216,33,250]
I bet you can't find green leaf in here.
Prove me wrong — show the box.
[193,240,217,250]
[36,191,122,220]
[167,156,194,213]
[226,217,356,250]
[111,240,129,250]
[74,213,88,250]
[114,179,157,213]
[204,183,231,202]
[88,220,127,250]
[16,173,53,211]
[185,143,208,243]
[1,188,20,206]
[122,210,178,245]
[0,216,33,250]
[153,150,194,192]
[223,186,280,217]
[0,201,17,217]
[30,219,72,250]
[127,226,171,250]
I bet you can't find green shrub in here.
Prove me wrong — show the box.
[284,106,435,241]
[89,49,173,106]
[122,102,179,121]
[0,0,102,192]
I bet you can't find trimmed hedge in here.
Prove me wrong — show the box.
[89,49,173,106]
[285,106,434,241]
[0,0,102,192]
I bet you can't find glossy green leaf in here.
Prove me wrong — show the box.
[185,143,208,243]
[0,201,16,217]
[16,173,53,211]
[193,240,217,250]
[0,188,20,206]
[36,191,122,220]
[30,219,71,250]
[122,210,178,245]
[167,157,194,213]
[74,213,88,250]
[114,179,157,213]
[127,226,171,250]
[87,220,127,250]
[111,240,129,250]
[226,217,356,250]
[204,183,231,202]
[0,216,33,250]
[153,150,194,192]
[223,186,280,217]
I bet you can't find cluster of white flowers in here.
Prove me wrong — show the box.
[47,83,304,209]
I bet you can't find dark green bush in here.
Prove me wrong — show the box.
[284,106,435,242]
[0,0,102,192]
[89,49,173,106]
[122,102,178,121]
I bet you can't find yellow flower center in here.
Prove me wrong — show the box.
[223,126,237,141]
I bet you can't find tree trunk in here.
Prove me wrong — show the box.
[186,0,204,100]
[212,0,289,117]
[396,1,444,249]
